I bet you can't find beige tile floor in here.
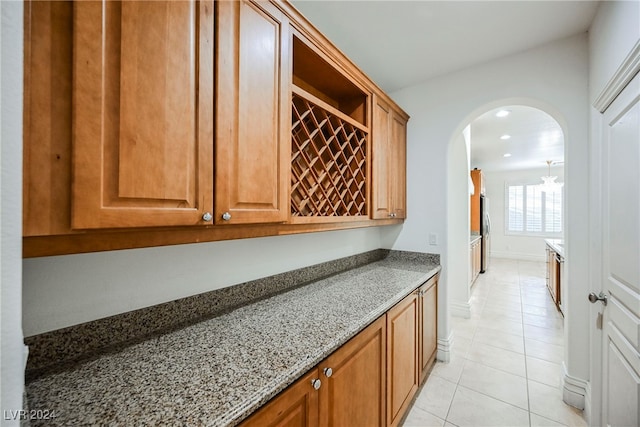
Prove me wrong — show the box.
[403,258,587,427]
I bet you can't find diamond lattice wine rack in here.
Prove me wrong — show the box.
[291,91,368,218]
[290,34,370,222]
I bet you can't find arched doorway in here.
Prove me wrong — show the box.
[447,101,566,320]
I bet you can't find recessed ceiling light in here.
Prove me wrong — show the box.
[503,153,512,158]
[500,134,511,140]
[496,110,510,118]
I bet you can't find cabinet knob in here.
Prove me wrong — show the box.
[389,213,396,218]
[202,212,213,222]
[323,367,333,378]
[311,378,322,390]
[221,212,231,221]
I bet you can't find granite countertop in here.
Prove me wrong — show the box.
[26,256,440,426]
[545,238,565,259]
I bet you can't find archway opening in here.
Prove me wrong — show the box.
[447,103,566,320]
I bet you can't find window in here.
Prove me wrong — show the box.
[506,183,563,236]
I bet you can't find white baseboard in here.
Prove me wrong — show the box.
[437,332,453,363]
[562,362,587,410]
[450,299,472,319]
[491,251,546,262]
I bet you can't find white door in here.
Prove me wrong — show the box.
[599,70,640,427]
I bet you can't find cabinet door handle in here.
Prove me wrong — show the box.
[323,367,333,378]
[202,212,213,222]
[221,212,231,221]
[588,292,608,306]
[311,378,322,390]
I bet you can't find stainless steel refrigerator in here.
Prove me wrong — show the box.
[480,195,491,273]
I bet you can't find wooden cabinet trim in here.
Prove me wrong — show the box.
[272,1,408,120]
[23,218,403,258]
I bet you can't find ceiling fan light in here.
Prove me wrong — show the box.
[540,175,563,192]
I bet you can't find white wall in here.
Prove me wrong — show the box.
[389,32,590,402]
[1,0,26,421]
[448,133,472,318]
[24,228,383,336]
[589,0,640,104]
[485,165,564,262]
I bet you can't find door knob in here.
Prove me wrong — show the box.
[588,292,608,306]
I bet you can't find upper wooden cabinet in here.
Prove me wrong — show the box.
[216,0,290,225]
[470,168,484,233]
[23,0,409,256]
[371,94,408,220]
[71,0,214,229]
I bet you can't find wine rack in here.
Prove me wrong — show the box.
[291,89,368,219]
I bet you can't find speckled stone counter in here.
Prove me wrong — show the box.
[26,252,440,426]
[545,238,565,258]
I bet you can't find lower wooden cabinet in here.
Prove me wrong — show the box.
[240,276,439,427]
[418,275,438,384]
[240,369,320,427]
[546,246,563,313]
[319,316,386,427]
[470,237,481,285]
[386,291,419,427]
[240,316,385,427]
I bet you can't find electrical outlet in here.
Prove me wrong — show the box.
[429,233,438,245]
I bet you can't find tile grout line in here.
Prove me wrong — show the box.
[518,260,534,427]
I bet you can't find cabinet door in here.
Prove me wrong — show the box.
[72,0,214,229]
[371,95,391,219]
[240,369,319,427]
[419,276,438,384]
[216,0,290,225]
[319,316,386,427]
[387,291,419,427]
[547,249,557,303]
[390,112,407,219]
